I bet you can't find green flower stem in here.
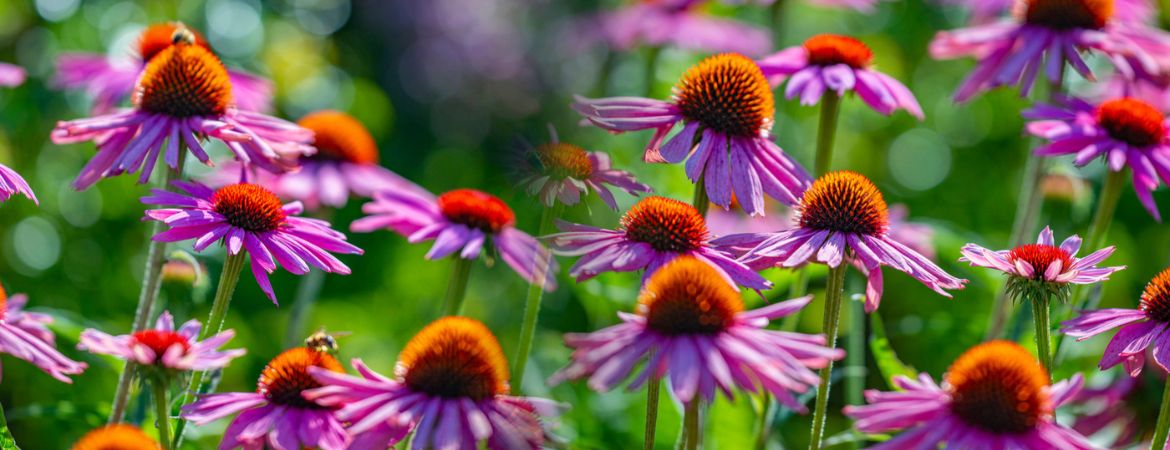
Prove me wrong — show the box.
[846,295,865,449]
[753,393,773,450]
[682,400,701,450]
[1153,380,1170,450]
[814,93,842,177]
[282,268,327,347]
[171,251,248,447]
[769,0,788,44]
[808,263,848,450]
[644,367,662,450]
[1031,295,1053,380]
[511,204,562,392]
[443,256,474,316]
[693,175,709,218]
[151,376,172,450]
[110,160,186,423]
[645,47,662,97]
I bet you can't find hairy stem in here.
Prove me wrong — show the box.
[808,264,848,450]
[442,256,474,316]
[511,204,561,392]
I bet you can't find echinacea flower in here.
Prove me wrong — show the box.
[960,226,1124,302]
[142,181,363,303]
[940,0,1153,25]
[546,195,771,290]
[843,340,1095,449]
[211,110,410,210]
[351,184,556,289]
[73,424,159,450]
[78,310,244,372]
[573,0,771,56]
[725,171,967,312]
[550,256,843,408]
[52,33,311,190]
[1025,96,1170,220]
[182,347,351,450]
[1062,267,1170,375]
[0,163,37,205]
[573,53,812,215]
[0,62,25,87]
[1069,371,1155,447]
[304,317,560,449]
[0,284,85,382]
[514,128,651,210]
[55,22,271,113]
[930,0,1170,102]
[757,34,923,118]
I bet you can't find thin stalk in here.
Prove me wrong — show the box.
[693,175,709,218]
[442,256,474,316]
[282,268,327,347]
[151,376,172,450]
[644,369,662,450]
[171,251,248,447]
[110,160,186,423]
[645,47,662,97]
[682,400,700,450]
[986,73,1065,340]
[808,264,848,450]
[511,204,562,391]
[814,93,842,177]
[1031,296,1053,380]
[753,393,773,450]
[1153,380,1170,450]
[594,50,618,97]
[846,296,865,448]
[769,0,788,44]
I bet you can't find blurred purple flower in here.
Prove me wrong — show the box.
[0,63,26,87]
[721,0,888,13]
[570,0,771,56]
[142,181,362,304]
[0,285,85,383]
[939,0,1153,25]
[78,311,243,372]
[758,34,923,118]
[0,163,37,205]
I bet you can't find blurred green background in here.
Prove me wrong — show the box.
[0,0,1166,448]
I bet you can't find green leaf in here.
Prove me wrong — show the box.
[0,402,20,450]
[869,312,918,389]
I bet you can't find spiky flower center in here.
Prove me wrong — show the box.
[673,53,775,138]
[1096,98,1166,148]
[798,171,889,236]
[1024,0,1114,30]
[212,184,288,233]
[621,196,709,252]
[137,22,209,62]
[298,110,380,164]
[437,189,516,233]
[638,256,743,335]
[1008,244,1074,279]
[256,347,344,409]
[399,317,510,400]
[1141,268,1170,322]
[135,42,232,118]
[947,341,1051,434]
[131,330,191,360]
[536,143,593,180]
[803,34,874,69]
[73,424,159,450]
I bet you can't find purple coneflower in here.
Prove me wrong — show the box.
[304,317,558,449]
[1069,371,1154,447]
[758,34,922,118]
[940,0,1152,25]
[73,424,159,450]
[961,226,1125,301]
[844,341,1095,449]
[573,53,812,216]
[52,32,311,190]
[142,181,362,304]
[182,347,351,450]
[1062,268,1170,375]
[930,0,1170,101]
[0,62,25,87]
[549,255,843,409]
[213,110,410,211]
[1026,96,1170,220]
[0,284,85,383]
[574,0,771,56]
[0,163,36,205]
[515,128,651,210]
[78,310,243,372]
[546,195,771,290]
[726,171,966,312]
[351,184,555,289]
[55,22,271,113]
